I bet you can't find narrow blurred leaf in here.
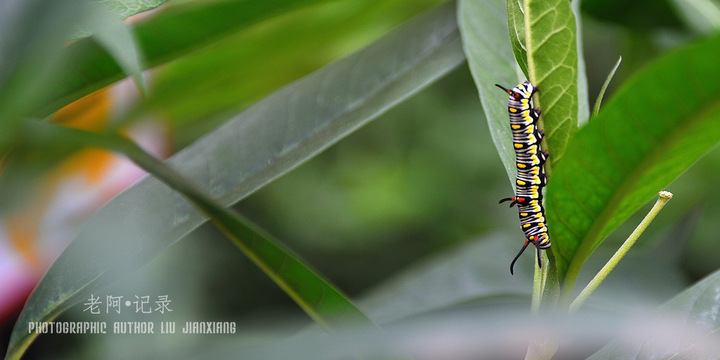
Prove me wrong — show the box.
[361,233,534,323]
[0,0,147,125]
[589,268,720,359]
[0,0,144,206]
[26,122,375,329]
[194,191,374,331]
[0,0,87,134]
[547,33,720,284]
[82,3,147,92]
[138,0,448,144]
[3,121,373,359]
[668,0,720,33]
[5,4,464,359]
[97,0,167,18]
[131,0,331,67]
[35,0,331,117]
[458,0,518,183]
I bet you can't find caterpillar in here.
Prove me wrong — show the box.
[495,81,550,275]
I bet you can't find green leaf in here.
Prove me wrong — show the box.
[458,0,519,183]
[547,33,720,286]
[522,0,579,172]
[461,0,583,180]
[588,268,720,359]
[5,4,464,359]
[491,0,580,175]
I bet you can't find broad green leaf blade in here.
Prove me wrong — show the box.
[458,0,518,183]
[547,33,720,284]
[523,0,579,172]
[35,0,330,117]
[588,268,720,359]
[5,4,464,359]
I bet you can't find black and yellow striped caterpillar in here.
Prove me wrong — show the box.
[495,81,550,275]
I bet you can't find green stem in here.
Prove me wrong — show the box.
[568,191,673,313]
[531,251,546,313]
[525,251,561,360]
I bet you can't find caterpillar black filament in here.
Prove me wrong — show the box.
[495,81,550,275]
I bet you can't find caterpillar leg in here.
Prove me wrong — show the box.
[538,151,549,165]
[531,109,542,123]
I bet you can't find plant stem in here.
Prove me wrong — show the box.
[525,249,561,360]
[531,250,546,313]
[568,191,673,313]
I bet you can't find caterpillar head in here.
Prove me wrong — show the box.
[495,81,538,101]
